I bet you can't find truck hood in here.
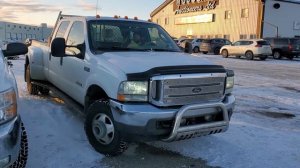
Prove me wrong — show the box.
[99,52,214,74]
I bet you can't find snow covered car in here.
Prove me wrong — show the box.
[0,43,28,168]
[26,13,235,156]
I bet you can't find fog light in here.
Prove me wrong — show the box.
[0,156,10,167]
[204,115,213,121]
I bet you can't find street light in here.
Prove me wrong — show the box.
[262,20,279,38]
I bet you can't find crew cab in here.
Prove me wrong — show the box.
[0,43,28,168]
[25,13,235,156]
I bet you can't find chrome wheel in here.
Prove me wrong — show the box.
[92,113,115,145]
[273,51,281,59]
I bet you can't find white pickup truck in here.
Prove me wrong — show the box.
[1,43,28,168]
[26,13,235,156]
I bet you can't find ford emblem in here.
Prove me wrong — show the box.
[192,88,202,93]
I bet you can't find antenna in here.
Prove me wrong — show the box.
[96,0,99,15]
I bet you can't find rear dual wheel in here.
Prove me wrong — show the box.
[26,65,49,95]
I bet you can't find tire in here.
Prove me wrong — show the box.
[259,55,268,60]
[214,48,220,55]
[202,51,208,54]
[273,51,282,59]
[85,100,127,156]
[221,49,229,58]
[26,65,39,95]
[10,123,28,168]
[288,55,294,60]
[245,51,254,60]
[193,47,200,53]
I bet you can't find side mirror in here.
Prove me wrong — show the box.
[51,38,66,57]
[184,42,193,54]
[3,43,28,57]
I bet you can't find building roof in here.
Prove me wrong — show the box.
[150,0,173,17]
[150,0,300,17]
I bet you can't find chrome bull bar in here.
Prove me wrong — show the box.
[163,102,229,142]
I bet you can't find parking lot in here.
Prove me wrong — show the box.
[11,54,300,168]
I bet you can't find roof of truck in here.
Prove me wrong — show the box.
[65,16,153,24]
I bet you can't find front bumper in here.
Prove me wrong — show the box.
[0,116,21,168]
[110,95,235,142]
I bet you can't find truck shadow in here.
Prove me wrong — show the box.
[101,143,216,168]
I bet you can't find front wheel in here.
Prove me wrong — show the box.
[245,51,254,60]
[273,51,282,59]
[10,123,28,168]
[85,100,127,156]
[193,47,200,53]
[214,48,220,55]
[221,49,229,58]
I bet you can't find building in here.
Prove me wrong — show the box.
[151,0,300,42]
[0,21,52,45]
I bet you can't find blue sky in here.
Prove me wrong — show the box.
[0,0,164,26]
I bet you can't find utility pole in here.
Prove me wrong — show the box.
[96,0,99,15]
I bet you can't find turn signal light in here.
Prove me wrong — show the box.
[134,17,138,20]
[96,15,100,18]
[124,16,129,19]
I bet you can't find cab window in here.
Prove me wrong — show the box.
[66,21,85,58]
[55,21,70,38]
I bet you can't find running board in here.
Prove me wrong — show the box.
[32,81,85,117]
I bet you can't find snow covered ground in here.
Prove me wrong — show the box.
[10,55,300,168]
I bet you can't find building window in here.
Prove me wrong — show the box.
[24,26,27,29]
[19,26,21,29]
[7,25,10,27]
[224,35,230,40]
[215,34,222,38]
[29,27,31,30]
[207,35,214,39]
[225,10,232,19]
[165,18,169,25]
[250,34,257,39]
[241,8,249,18]
[156,19,160,24]
[240,34,247,39]
[13,25,16,28]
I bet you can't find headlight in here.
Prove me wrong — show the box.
[0,89,17,123]
[118,81,148,102]
[225,76,234,94]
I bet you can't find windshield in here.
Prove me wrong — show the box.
[88,20,181,52]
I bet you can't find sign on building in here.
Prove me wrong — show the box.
[173,0,219,15]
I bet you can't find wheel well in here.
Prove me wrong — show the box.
[245,50,253,54]
[85,85,109,110]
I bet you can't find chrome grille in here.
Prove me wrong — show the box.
[150,73,226,107]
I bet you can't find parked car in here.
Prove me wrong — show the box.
[200,38,232,55]
[0,42,28,168]
[176,37,187,46]
[220,39,272,60]
[191,38,204,53]
[264,37,300,60]
[26,13,235,156]
[179,39,193,48]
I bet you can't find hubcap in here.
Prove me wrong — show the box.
[92,113,115,145]
[274,52,280,59]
